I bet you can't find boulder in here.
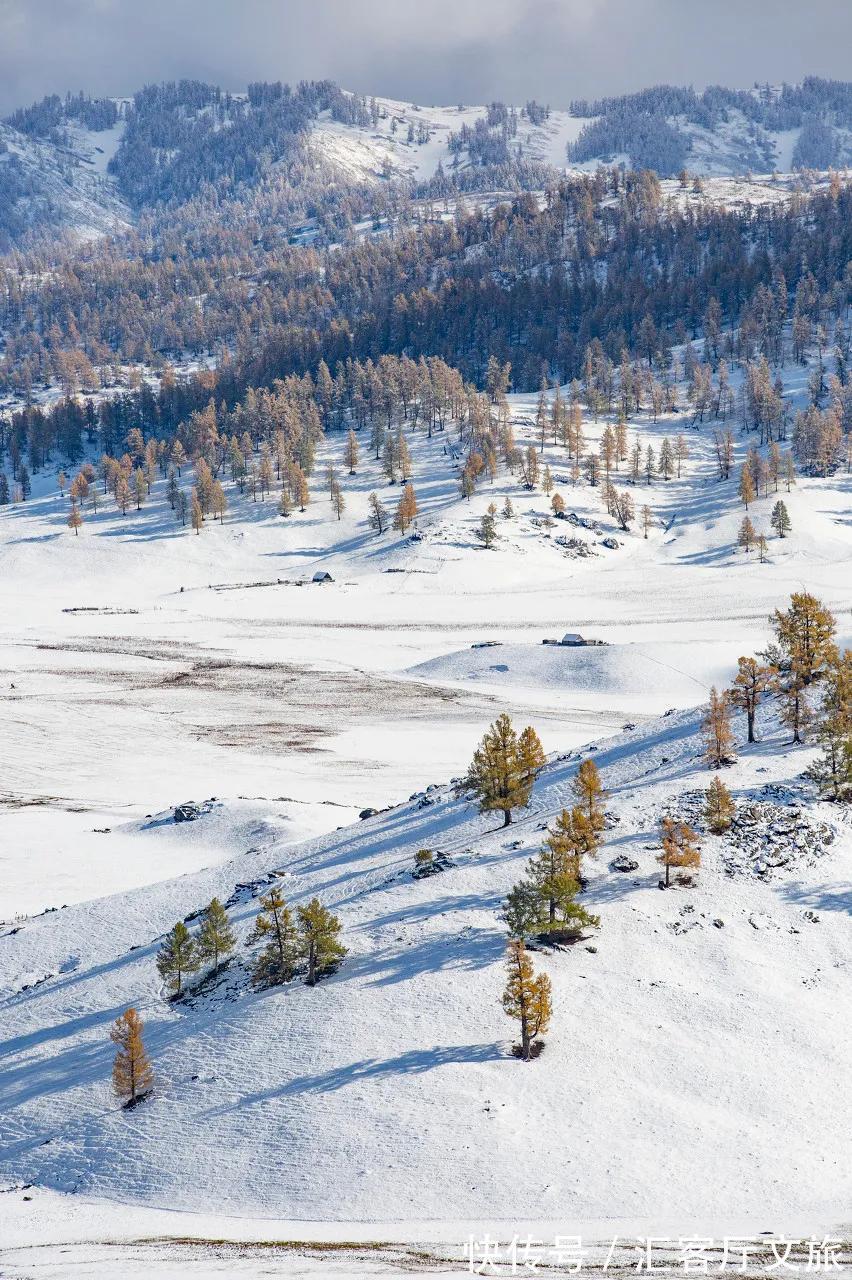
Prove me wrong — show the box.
[611,854,640,872]
[173,802,202,823]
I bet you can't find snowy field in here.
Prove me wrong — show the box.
[2,354,850,916]
[1,346,851,1273]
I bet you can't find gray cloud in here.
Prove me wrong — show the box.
[1,0,851,116]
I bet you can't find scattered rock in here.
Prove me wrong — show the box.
[173,802,202,823]
[359,807,379,820]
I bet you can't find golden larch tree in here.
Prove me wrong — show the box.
[658,817,701,887]
[461,714,542,826]
[502,939,552,1061]
[702,686,735,768]
[572,758,607,834]
[704,776,735,833]
[110,1008,154,1107]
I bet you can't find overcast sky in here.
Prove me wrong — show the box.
[1,0,851,117]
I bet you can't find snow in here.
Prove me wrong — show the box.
[1,693,850,1231]
[2,314,852,1268]
[0,118,131,243]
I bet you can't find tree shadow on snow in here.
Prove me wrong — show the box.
[774,879,852,915]
[210,1041,504,1111]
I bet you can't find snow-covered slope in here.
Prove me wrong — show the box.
[0,117,130,245]
[1,696,849,1227]
[309,97,589,184]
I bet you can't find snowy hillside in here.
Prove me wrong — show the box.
[0,116,130,246]
[6,77,852,252]
[1,694,850,1228]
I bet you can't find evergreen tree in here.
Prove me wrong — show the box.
[110,1008,154,1107]
[477,512,497,548]
[704,776,735,833]
[502,939,552,1061]
[509,828,600,941]
[770,499,791,538]
[250,888,299,987]
[657,817,701,887]
[297,897,347,985]
[702,686,735,767]
[198,898,236,971]
[156,921,200,997]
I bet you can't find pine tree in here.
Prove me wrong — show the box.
[156,921,200,997]
[657,817,701,887]
[572,758,607,835]
[512,822,600,940]
[477,512,497,548]
[298,897,347,985]
[502,939,552,1061]
[250,889,299,987]
[331,481,345,520]
[729,656,776,743]
[702,686,735,767]
[770,499,791,538]
[757,533,769,562]
[67,502,83,535]
[110,1008,154,1107]
[704,776,735,833]
[198,898,236,972]
[278,486,292,517]
[461,713,540,826]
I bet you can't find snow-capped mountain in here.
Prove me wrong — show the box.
[4,76,852,252]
